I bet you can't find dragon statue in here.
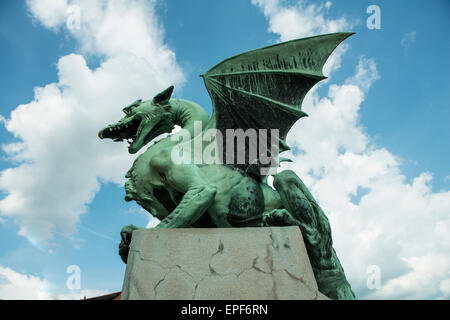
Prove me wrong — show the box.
[98,32,356,300]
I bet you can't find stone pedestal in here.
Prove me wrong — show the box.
[121,226,328,300]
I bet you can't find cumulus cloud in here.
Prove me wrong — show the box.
[26,0,70,29]
[346,56,380,92]
[0,0,184,243]
[0,265,110,300]
[252,0,351,41]
[281,52,450,300]
[0,265,51,299]
[252,0,354,77]
[253,0,450,299]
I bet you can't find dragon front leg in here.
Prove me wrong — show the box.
[272,170,356,300]
[118,185,216,263]
[119,224,144,263]
[156,184,217,229]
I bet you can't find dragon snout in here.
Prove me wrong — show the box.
[98,130,104,139]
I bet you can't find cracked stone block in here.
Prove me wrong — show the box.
[121,226,329,300]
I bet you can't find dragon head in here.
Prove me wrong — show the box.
[98,86,176,154]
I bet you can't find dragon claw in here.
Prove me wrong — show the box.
[119,224,142,264]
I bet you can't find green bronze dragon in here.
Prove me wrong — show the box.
[98,32,356,300]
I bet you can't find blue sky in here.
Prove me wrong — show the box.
[0,0,449,299]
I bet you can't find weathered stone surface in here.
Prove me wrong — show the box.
[121,226,329,300]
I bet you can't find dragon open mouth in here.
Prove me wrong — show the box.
[98,114,161,153]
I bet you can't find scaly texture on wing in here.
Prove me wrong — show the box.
[202,32,354,179]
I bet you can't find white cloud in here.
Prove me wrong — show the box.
[345,56,380,92]
[401,31,416,50]
[280,54,450,300]
[26,0,69,30]
[439,278,450,299]
[366,254,450,300]
[0,265,51,299]
[253,0,450,299]
[0,0,184,243]
[0,265,110,300]
[252,0,351,41]
[251,0,353,76]
[146,216,160,228]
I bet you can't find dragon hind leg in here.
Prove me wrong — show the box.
[272,170,356,300]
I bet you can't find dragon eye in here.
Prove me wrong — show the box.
[123,99,142,115]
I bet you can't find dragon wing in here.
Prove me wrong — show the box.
[202,32,354,179]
